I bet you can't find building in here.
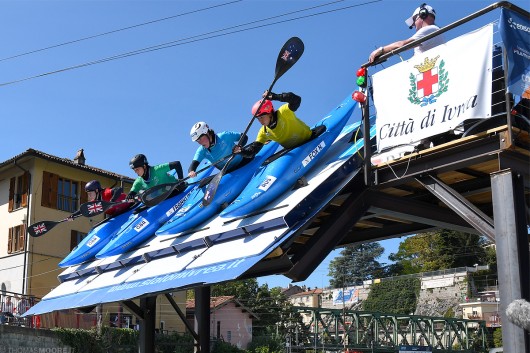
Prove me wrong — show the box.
[287,288,322,325]
[0,148,186,332]
[460,291,502,328]
[186,295,257,349]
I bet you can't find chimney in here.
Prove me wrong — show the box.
[74,149,86,165]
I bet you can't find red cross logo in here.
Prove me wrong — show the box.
[416,68,439,97]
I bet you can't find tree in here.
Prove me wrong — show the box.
[389,230,489,274]
[328,242,385,288]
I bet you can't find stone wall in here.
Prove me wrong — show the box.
[0,325,73,353]
[415,272,469,317]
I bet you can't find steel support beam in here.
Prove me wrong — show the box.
[491,169,529,353]
[366,191,480,234]
[165,293,199,341]
[286,190,370,282]
[415,174,495,241]
[195,286,211,353]
[138,296,156,353]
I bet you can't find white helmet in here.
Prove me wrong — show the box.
[190,121,210,142]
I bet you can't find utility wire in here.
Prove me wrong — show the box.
[0,0,243,63]
[0,0,381,87]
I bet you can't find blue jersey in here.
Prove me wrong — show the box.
[192,131,244,170]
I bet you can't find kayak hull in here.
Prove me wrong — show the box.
[156,141,279,236]
[58,206,136,267]
[220,93,356,218]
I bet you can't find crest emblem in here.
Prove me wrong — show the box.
[408,56,449,106]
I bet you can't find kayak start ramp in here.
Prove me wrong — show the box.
[25,119,375,316]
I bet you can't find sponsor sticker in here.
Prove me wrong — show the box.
[258,175,277,191]
[302,141,326,167]
[134,218,149,232]
[86,235,100,248]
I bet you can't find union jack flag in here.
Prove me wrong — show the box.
[33,223,47,234]
[88,202,104,214]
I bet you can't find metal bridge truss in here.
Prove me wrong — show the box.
[286,307,487,352]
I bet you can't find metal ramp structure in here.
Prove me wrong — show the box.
[25,115,378,351]
[25,2,529,353]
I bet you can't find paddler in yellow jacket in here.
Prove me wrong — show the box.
[233,91,318,158]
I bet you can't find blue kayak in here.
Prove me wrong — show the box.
[95,164,215,258]
[155,141,279,236]
[220,93,356,218]
[58,205,137,268]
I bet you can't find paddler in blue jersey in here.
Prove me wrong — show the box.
[188,122,250,178]
[233,91,318,158]
[126,154,184,200]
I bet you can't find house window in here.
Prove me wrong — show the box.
[70,230,88,250]
[8,224,26,253]
[227,330,231,343]
[8,172,29,212]
[41,171,87,212]
[58,178,79,212]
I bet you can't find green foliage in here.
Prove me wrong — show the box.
[328,242,385,288]
[100,326,138,352]
[389,230,489,274]
[53,327,194,353]
[156,332,194,353]
[246,333,284,353]
[444,307,455,318]
[362,277,420,314]
[212,340,245,353]
[53,327,103,353]
[493,328,503,347]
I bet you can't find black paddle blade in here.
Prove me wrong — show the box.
[79,200,114,217]
[140,182,178,207]
[275,37,304,81]
[202,172,223,207]
[27,220,60,237]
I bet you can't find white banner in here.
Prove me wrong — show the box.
[332,287,359,305]
[373,25,493,151]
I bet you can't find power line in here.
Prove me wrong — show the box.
[0,0,243,63]
[0,0,381,87]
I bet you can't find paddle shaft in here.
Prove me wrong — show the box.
[202,37,304,206]
[28,213,82,237]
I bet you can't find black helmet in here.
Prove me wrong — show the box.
[85,180,102,192]
[130,154,148,169]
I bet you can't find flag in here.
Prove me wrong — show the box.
[499,8,530,97]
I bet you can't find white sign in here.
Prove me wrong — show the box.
[373,25,493,151]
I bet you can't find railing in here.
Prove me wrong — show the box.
[359,1,530,179]
[0,291,40,327]
[287,306,487,352]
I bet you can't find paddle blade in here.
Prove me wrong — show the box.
[27,220,60,237]
[275,37,304,81]
[140,182,178,207]
[202,172,223,207]
[79,200,114,217]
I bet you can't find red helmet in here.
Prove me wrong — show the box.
[252,99,274,116]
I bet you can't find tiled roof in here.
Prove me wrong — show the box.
[186,295,258,318]
[289,288,323,297]
[186,295,234,310]
[0,148,132,182]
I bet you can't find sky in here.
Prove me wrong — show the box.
[1,0,526,289]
